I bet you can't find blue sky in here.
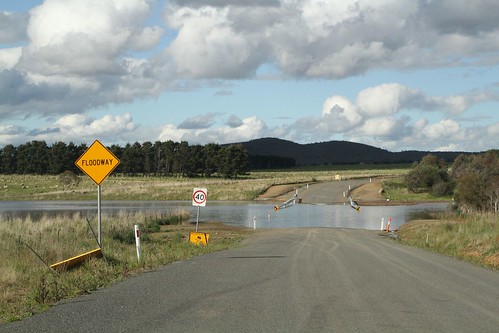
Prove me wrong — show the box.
[1,0,498,152]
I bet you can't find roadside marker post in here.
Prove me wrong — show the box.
[253,216,256,229]
[381,218,385,231]
[386,217,392,232]
[134,225,141,263]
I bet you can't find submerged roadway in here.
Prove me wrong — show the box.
[2,228,498,333]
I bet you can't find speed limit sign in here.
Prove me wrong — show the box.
[192,188,207,207]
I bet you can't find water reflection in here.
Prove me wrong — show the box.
[197,201,448,230]
[0,201,449,231]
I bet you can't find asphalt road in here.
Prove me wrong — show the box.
[299,179,370,204]
[2,229,498,333]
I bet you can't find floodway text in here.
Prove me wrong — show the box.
[80,159,114,167]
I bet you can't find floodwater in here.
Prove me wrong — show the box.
[0,200,449,231]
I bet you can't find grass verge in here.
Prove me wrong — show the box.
[397,211,498,270]
[0,168,409,201]
[382,177,453,202]
[0,211,251,323]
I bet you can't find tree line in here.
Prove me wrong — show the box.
[0,140,250,178]
[405,150,499,213]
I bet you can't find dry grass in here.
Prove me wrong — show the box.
[0,167,413,322]
[0,168,409,201]
[0,211,250,323]
[397,213,499,270]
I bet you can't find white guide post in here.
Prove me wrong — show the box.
[134,224,141,262]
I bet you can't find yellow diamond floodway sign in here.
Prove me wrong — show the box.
[75,140,120,185]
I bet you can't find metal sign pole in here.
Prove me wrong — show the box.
[75,140,120,252]
[196,206,200,232]
[98,184,102,248]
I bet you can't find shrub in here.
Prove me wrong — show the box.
[431,180,451,197]
[451,150,499,212]
[405,154,451,197]
[58,171,81,191]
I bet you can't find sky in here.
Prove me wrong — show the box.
[0,0,498,152]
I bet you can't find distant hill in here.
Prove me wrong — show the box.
[237,138,467,168]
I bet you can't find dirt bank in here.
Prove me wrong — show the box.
[348,179,390,205]
[257,178,391,205]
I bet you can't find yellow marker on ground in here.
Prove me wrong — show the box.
[50,248,102,271]
[189,232,210,245]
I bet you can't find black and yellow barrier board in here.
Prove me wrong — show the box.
[189,232,210,245]
[50,248,102,271]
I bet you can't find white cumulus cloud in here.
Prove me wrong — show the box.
[0,47,22,70]
[420,119,462,140]
[158,116,268,144]
[321,95,362,131]
[0,0,498,152]
[357,83,418,116]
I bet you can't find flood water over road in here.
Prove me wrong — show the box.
[0,200,449,230]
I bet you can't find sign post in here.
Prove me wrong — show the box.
[192,188,207,232]
[190,188,209,245]
[75,140,120,249]
[97,185,101,245]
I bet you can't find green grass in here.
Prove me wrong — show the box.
[382,177,452,202]
[397,212,499,270]
[0,168,410,201]
[0,211,249,323]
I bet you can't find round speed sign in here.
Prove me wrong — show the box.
[192,188,207,207]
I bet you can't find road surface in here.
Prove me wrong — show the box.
[2,229,498,333]
[299,178,370,204]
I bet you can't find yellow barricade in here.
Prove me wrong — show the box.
[189,232,210,245]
